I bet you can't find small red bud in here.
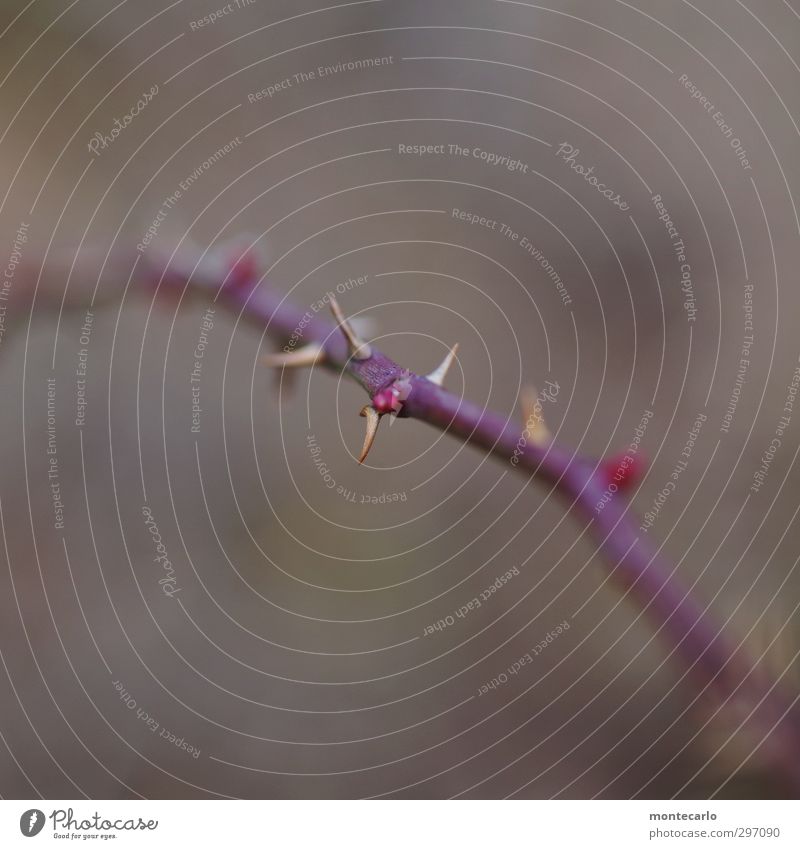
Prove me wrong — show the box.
[372,372,413,415]
[226,247,257,293]
[372,387,399,415]
[601,452,645,491]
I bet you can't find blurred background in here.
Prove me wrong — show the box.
[0,0,799,798]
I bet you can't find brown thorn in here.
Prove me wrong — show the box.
[358,406,382,463]
[329,296,372,360]
[519,384,551,446]
[262,343,324,369]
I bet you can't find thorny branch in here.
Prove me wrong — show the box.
[25,240,800,793]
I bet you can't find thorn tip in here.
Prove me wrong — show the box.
[262,343,324,369]
[329,296,372,360]
[519,385,551,446]
[358,406,381,463]
[425,342,459,387]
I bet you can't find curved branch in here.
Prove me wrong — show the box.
[145,244,800,793]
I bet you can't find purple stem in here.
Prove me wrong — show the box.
[150,248,800,793]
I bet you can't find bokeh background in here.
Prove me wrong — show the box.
[0,0,799,798]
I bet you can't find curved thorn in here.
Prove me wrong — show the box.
[329,295,372,360]
[519,385,551,446]
[358,405,381,463]
[262,343,324,368]
[425,342,459,386]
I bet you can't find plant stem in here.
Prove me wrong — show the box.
[148,247,800,794]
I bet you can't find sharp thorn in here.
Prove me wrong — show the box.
[519,385,551,446]
[262,343,324,369]
[358,405,382,463]
[329,296,372,360]
[425,343,459,387]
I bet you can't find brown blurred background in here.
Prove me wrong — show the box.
[0,0,799,798]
